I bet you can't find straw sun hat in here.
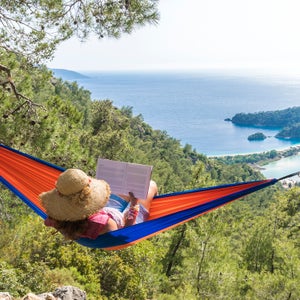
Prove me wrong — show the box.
[39,169,111,221]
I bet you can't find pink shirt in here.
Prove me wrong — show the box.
[44,209,124,240]
[80,211,110,239]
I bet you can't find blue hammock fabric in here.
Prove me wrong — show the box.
[0,143,293,250]
[77,179,277,249]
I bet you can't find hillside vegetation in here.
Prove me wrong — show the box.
[231,107,300,139]
[1,51,300,299]
[231,106,300,127]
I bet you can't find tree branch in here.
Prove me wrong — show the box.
[0,63,42,117]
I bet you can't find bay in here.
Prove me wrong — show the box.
[54,70,300,156]
[261,153,300,182]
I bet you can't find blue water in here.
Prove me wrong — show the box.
[261,153,300,182]
[59,70,300,156]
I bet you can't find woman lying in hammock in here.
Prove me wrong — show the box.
[39,169,158,240]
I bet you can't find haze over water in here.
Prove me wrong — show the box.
[69,70,300,156]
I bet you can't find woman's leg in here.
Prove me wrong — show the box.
[137,180,158,211]
[124,180,158,226]
[119,180,158,211]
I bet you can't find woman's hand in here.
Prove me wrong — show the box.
[124,192,139,226]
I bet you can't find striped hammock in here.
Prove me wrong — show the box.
[1,144,296,250]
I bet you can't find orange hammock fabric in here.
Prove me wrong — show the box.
[0,144,284,250]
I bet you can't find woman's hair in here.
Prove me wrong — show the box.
[54,219,89,240]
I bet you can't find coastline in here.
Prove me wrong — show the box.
[260,151,300,184]
[53,70,300,157]
[211,145,300,175]
[210,145,300,185]
[256,145,300,167]
[208,144,300,158]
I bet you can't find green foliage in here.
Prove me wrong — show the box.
[248,132,267,141]
[231,107,300,140]
[214,147,300,166]
[98,254,147,300]
[1,54,300,299]
[232,106,300,127]
[0,0,159,62]
[0,261,29,297]
[276,122,300,139]
[242,220,275,273]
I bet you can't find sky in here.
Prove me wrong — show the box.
[48,0,300,74]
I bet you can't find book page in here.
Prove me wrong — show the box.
[96,158,153,199]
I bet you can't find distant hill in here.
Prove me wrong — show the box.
[51,68,89,80]
[231,106,300,128]
[229,106,300,139]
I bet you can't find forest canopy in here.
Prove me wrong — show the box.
[231,106,300,139]
[0,0,159,62]
[1,49,300,299]
[248,132,267,141]
[231,106,300,127]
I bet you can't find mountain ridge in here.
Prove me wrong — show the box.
[51,68,89,80]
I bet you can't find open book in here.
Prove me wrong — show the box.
[96,158,153,200]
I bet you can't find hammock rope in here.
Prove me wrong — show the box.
[0,144,297,250]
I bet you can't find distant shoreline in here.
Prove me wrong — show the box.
[210,145,300,172]
[54,70,300,156]
[209,144,300,158]
[256,146,300,169]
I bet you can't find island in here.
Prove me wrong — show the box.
[228,106,300,139]
[230,106,300,127]
[248,132,267,141]
[275,123,300,139]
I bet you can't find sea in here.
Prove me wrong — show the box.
[53,69,300,179]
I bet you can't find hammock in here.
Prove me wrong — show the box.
[1,144,298,250]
